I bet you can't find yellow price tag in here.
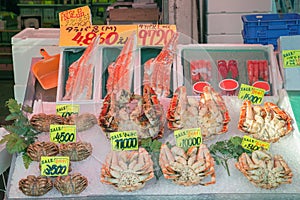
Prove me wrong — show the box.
[137,24,177,46]
[282,50,300,68]
[238,84,265,105]
[50,125,76,144]
[59,25,137,47]
[59,5,92,27]
[110,131,138,151]
[174,128,202,150]
[40,156,69,176]
[56,104,79,118]
[241,135,270,152]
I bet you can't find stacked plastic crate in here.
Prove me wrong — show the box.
[204,0,272,44]
[242,13,300,50]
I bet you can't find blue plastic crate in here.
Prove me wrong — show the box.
[242,13,300,39]
[242,32,278,50]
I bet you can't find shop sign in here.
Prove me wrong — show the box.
[56,104,80,118]
[50,125,77,144]
[241,135,270,151]
[174,128,202,150]
[40,156,70,176]
[59,5,92,27]
[110,130,138,151]
[238,84,265,105]
[137,24,177,46]
[282,50,300,68]
[59,25,137,46]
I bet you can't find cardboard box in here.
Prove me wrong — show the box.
[108,8,159,23]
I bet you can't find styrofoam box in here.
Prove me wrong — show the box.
[206,0,272,13]
[13,84,27,104]
[278,35,300,91]
[206,13,269,35]
[175,44,282,102]
[12,28,60,86]
[205,34,244,44]
[0,128,12,175]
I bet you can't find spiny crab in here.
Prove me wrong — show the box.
[99,85,164,140]
[27,141,59,161]
[54,173,88,195]
[159,143,216,186]
[167,85,230,140]
[30,113,65,132]
[238,100,293,143]
[59,141,93,161]
[19,175,53,196]
[100,147,154,192]
[235,150,293,189]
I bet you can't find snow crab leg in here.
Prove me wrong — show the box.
[143,32,178,97]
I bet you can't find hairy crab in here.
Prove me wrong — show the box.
[30,113,65,132]
[159,143,216,186]
[167,85,230,140]
[235,150,293,189]
[65,113,97,132]
[27,141,59,161]
[238,100,293,142]
[54,173,88,195]
[59,141,93,161]
[101,147,154,191]
[19,175,53,196]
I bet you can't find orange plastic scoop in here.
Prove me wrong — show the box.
[32,49,60,90]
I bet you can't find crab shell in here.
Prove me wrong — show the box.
[30,113,65,132]
[27,141,59,161]
[238,100,293,143]
[19,175,53,196]
[54,173,88,195]
[59,141,93,161]
[235,150,293,189]
[100,147,154,192]
[65,113,97,132]
[159,143,216,186]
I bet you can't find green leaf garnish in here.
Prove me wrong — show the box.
[0,133,27,154]
[209,136,251,176]
[22,153,33,169]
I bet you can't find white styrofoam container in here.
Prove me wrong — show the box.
[175,44,282,102]
[206,0,272,13]
[12,28,60,86]
[0,128,12,175]
[206,13,270,34]
[205,34,243,44]
[13,84,27,104]
[278,35,300,91]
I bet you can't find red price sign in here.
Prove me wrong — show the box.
[60,25,137,47]
[137,24,177,46]
[59,6,92,27]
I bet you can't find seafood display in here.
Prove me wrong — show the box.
[159,144,216,186]
[59,141,93,161]
[30,113,65,132]
[100,147,154,192]
[99,85,164,139]
[235,150,293,189]
[65,113,97,132]
[167,85,230,140]
[27,141,59,161]
[19,175,53,196]
[106,34,136,96]
[63,36,100,101]
[247,60,269,85]
[238,100,293,143]
[54,173,88,195]
[143,32,178,97]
